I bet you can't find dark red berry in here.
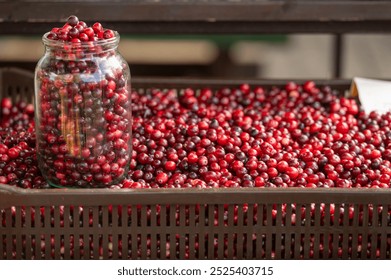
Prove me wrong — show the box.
[67,15,79,26]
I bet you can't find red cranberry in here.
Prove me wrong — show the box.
[0,176,7,184]
[156,173,168,184]
[69,27,79,38]
[164,161,176,171]
[67,15,79,27]
[1,97,12,110]
[92,22,103,33]
[103,29,115,39]
[286,167,299,179]
[8,147,20,159]
[0,143,8,154]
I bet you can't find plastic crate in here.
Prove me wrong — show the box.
[0,68,35,103]
[0,69,391,260]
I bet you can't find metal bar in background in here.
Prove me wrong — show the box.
[0,21,391,35]
[333,34,343,79]
[0,1,391,34]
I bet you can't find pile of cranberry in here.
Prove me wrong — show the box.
[1,78,391,190]
[127,81,391,190]
[0,98,45,188]
[46,15,115,42]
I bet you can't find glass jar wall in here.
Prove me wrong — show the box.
[34,33,131,188]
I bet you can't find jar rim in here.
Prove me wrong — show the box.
[42,31,120,48]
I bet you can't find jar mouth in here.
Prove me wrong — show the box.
[42,31,120,48]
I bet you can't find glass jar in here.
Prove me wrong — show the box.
[34,32,132,188]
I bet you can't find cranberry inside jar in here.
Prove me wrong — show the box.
[34,16,132,188]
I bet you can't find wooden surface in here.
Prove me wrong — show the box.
[0,1,391,34]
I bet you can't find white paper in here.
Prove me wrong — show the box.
[351,77,391,114]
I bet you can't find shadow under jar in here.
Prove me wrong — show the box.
[34,32,132,188]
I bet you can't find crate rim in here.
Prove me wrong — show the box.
[1,182,390,194]
[132,77,352,89]
[1,183,391,208]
